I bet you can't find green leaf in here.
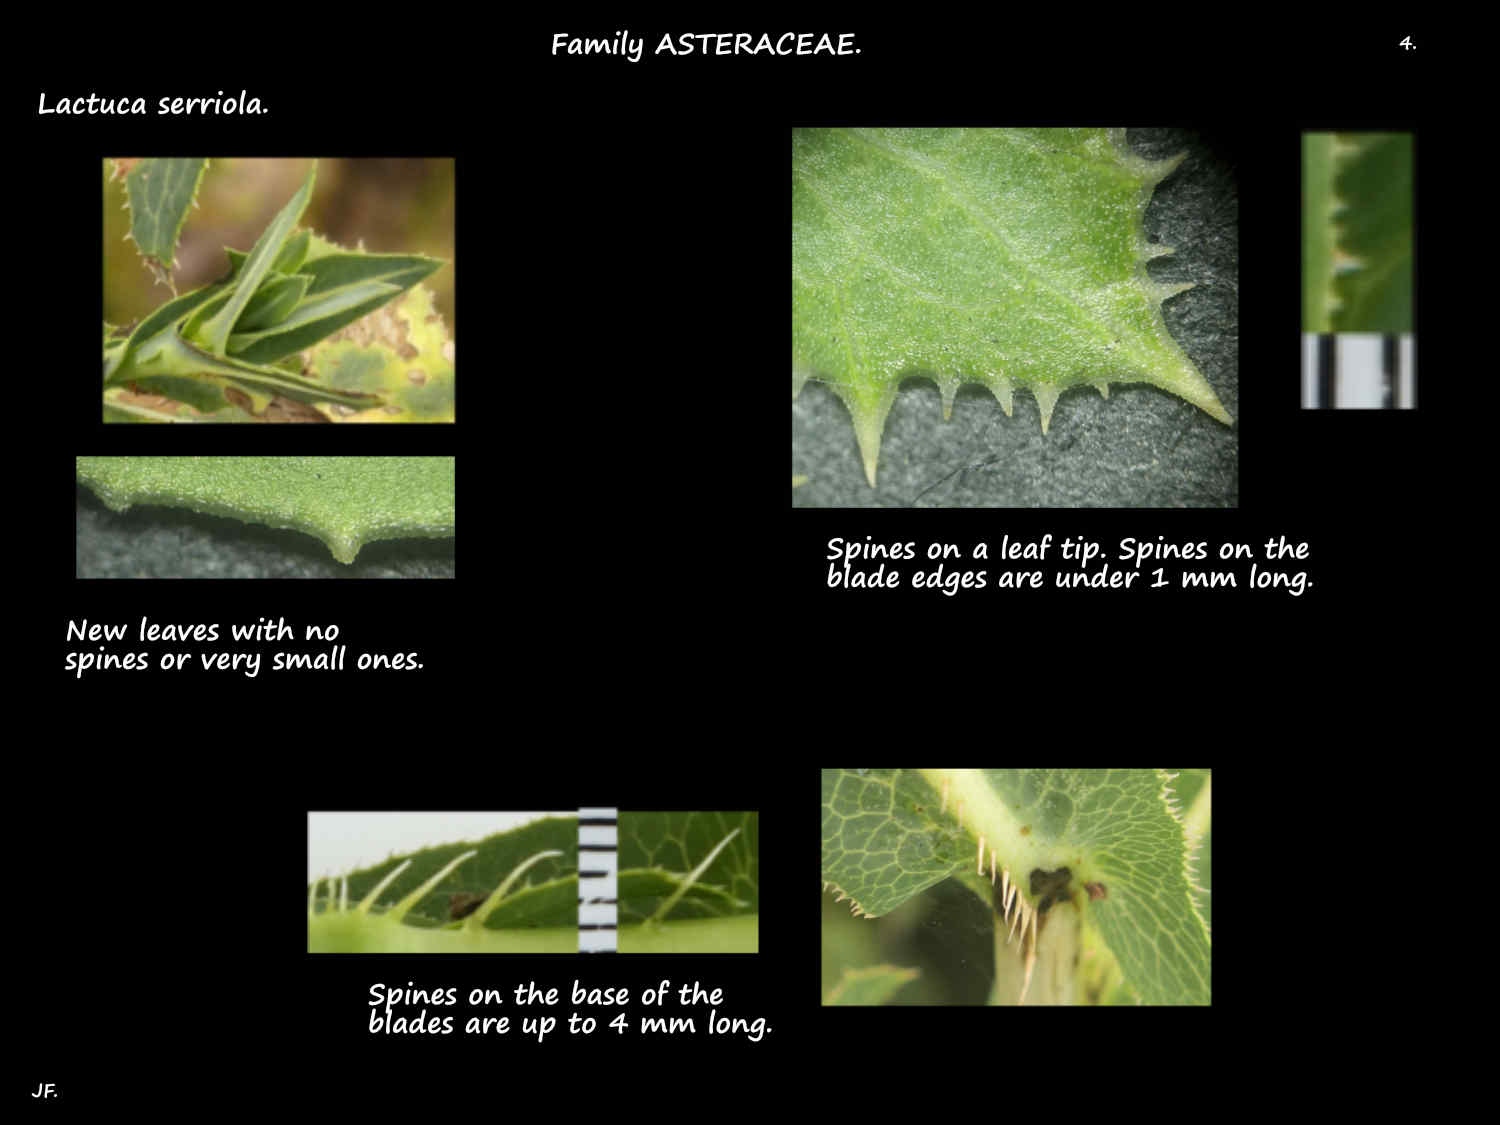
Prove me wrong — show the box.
[223,229,314,277]
[225,280,402,361]
[821,769,1211,1004]
[273,229,312,275]
[1303,133,1412,333]
[120,158,207,279]
[824,965,921,1006]
[75,456,455,564]
[109,324,384,412]
[1301,133,1338,332]
[233,271,312,332]
[616,811,758,953]
[793,128,1231,486]
[301,238,444,292]
[193,162,316,357]
[178,292,229,342]
[105,283,228,382]
[820,770,972,918]
[1331,134,1413,333]
[214,243,442,364]
[308,817,578,953]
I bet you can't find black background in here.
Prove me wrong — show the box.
[16,21,1459,1109]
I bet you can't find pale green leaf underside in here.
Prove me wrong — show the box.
[793,129,1231,486]
[821,769,1210,1005]
[1301,132,1413,334]
[75,456,454,564]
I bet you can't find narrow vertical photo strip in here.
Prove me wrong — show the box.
[1301,132,1415,408]
[306,812,578,953]
[615,812,758,953]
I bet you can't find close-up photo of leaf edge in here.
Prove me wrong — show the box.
[793,128,1237,507]
[103,157,454,423]
[305,812,759,953]
[616,811,759,953]
[307,816,580,954]
[76,456,455,567]
[821,769,1210,1005]
[1301,132,1413,334]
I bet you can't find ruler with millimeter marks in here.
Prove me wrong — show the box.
[577,808,618,952]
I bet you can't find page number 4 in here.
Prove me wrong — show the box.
[1400,35,1416,50]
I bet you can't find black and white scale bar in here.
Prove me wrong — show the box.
[1302,333,1416,408]
[577,808,618,953]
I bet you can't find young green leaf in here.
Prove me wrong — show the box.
[225,280,403,361]
[299,245,444,294]
[177,288,236,344]
[272,229,312,275]
[193,162,317,357]
[233,272,312,332]
[223,228,313,278]
[213,246,442,364]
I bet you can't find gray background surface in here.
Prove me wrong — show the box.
[792,128,1239,508]
[75,483,455,578]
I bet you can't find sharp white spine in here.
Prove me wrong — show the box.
[1019,934,1038,1005]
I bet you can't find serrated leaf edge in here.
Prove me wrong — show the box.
[794,130,1231,486]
